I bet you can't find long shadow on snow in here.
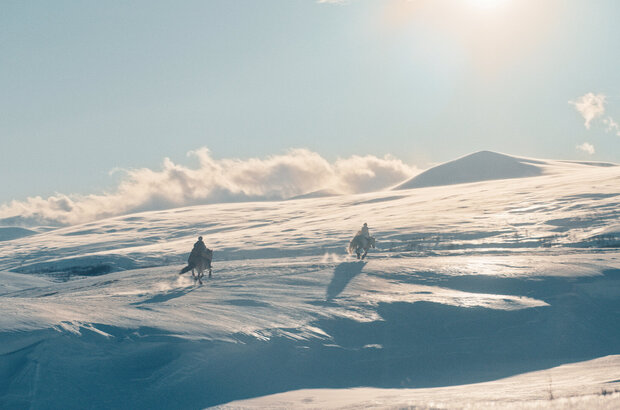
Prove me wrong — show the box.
[131,286,199,305]
[326,261,365,300]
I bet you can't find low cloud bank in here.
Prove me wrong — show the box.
[0,148,417,227]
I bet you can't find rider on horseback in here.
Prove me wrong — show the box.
[189,236,212,269]
[193,236,209,257]
[180,236,213,283]
[359,223,370,240]
[349,223,374,259]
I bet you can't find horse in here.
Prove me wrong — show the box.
[347,235,375,260]
[179,248,213,284]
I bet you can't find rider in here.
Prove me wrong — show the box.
[359,223,370,240]
[191,236,210,259]
[194,236,207,252]
[180,236,211,275]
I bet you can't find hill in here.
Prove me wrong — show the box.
[394,150,614,190]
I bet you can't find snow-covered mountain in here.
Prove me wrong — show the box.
[1,151,620,409]
[394,150,615,189]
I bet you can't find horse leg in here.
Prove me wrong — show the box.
[362,249,368,260]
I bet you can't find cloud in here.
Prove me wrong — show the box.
[603,116,620,137]
[0,148,418,227]
[569,93,606,129]
[576,142,595,155]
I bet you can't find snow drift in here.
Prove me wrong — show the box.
[215,356,620,409]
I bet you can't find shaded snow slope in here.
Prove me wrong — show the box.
[0,227,37,242]
[214,355,620,409]
[2,254,619,409]
[1,156,620,409]
[394,150,615,189]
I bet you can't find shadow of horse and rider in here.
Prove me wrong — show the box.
[327,227,375,300]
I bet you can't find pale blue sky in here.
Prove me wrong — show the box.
[2,0,619,204]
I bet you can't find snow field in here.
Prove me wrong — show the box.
[1,153,619,408]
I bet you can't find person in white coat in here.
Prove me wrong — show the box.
[359,223,370,239]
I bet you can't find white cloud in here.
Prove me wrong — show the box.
[603,116,620,137]
[0,148,418,227]
[576,142,595,155]
[569,93,606,129]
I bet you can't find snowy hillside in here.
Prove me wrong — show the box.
[216,356,620,409]
[394,150,615,189]
[0,227,38,242]
[1,152,620,409]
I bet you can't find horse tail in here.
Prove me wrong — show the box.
[347,236,359,255]
[179,264,194,274]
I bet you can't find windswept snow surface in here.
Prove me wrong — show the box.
[1,154,620,409]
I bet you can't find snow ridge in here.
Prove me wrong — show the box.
[394,150,615,190]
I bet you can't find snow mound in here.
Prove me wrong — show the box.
[213,355,620,409]
[580,224,620,248]
[0,227,37,242]
[395,151,547,189]
[289,189,341,200]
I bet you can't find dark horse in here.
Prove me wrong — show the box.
[347,235,375,260]
[179,248,213,284]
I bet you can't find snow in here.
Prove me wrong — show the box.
[394,150,616,189]
[213,356,620,409]
[0,227,38,242]
[1,151,619,409]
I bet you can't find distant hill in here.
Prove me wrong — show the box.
[289,189,340,200]
[394,151,548,190]
[0,226,38,241]
[395,151,618,190]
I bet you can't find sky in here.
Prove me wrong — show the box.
[1,0,620,220]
